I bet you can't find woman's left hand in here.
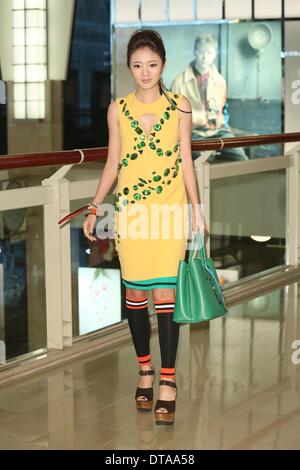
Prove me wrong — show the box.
[192,206,208,237]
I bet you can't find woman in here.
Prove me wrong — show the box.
[83,29,205,425]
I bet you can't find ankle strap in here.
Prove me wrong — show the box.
[159,379,177,388]
[139,369,155,376]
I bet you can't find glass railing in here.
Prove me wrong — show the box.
[0,204,46,363]
[209,169,286,286]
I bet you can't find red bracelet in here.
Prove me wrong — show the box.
[88,207,98,216]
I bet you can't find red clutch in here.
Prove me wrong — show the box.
[58,204,90,225]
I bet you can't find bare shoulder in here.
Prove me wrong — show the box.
[179,95,192,113]
[108,99,118,115]
[107,99,119,125]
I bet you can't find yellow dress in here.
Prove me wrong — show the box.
[113,90,189,290]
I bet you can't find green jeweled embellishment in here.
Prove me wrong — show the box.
[125,110,130,117]
[134,194,142,201]
[171,105,176,111]
[140,135,146,140]
[139,178,148,184]
[153,175,161,182]
[170,98,177,106]
[123,188,129,195]
[135,127,143,135]
[165,150,172,157]
[119,99,124,104]
[156,186,163,194]
[123,199,129,206]
[131,120,138,128]
[137,141,146,149]
[153,124,162,132]
[133,185,139,190]
[121,159,129,166]
[164,168,170,177]
[173,144,179,152]
[149,142,156,150]
[173,171,178,178]
[130,153,138,160]
[142,190,151,196]
[157,148,163,157]
[163,112,170,120]
[156,139,160,143]
[138,183,144,187]
[116,206,122,212]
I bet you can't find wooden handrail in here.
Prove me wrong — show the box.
[0,132,299,171]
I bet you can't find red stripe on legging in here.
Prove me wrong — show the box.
[126,305,148,309]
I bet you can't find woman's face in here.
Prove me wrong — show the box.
[129,46,164,90]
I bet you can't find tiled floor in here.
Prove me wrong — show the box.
[0,282,300,449]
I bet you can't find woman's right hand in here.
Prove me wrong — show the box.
[83,214,97,242]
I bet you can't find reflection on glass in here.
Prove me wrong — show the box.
[210,170,286,286]
[0,205,46,362]
[70,198,124,338]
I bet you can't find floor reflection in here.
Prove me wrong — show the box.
[0,282,299,449]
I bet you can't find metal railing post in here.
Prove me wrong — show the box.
[42,171,73,349]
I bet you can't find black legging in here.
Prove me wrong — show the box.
[125,295,179,374]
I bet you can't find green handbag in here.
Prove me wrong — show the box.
[173,229,228,323]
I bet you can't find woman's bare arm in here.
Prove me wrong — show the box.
[179,96,207,235]
[179,96,200,208]
[91,100,121,206]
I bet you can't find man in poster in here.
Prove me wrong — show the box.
[170,32,248,163]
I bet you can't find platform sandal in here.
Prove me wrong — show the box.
[154,379,177,425]
[135,368,155,412]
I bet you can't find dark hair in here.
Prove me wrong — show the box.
[127,29,192,114]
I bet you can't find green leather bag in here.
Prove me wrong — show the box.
[173,230,228,323]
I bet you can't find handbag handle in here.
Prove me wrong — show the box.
[188,229,207,264]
